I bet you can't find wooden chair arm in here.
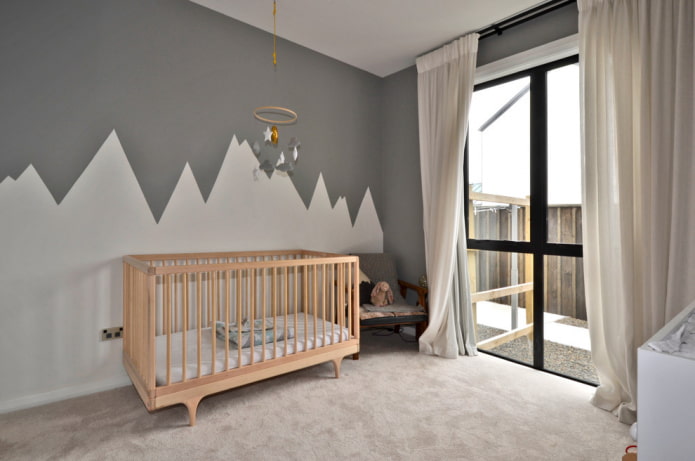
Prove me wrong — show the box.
[397,279,428,312]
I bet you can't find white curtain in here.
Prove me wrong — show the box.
[416,34,479,358]
[579,0,695,424]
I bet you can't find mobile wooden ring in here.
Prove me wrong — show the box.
[253,106,298,125]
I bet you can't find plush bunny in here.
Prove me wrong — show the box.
[370,281,394,307]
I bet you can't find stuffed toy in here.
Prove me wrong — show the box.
[370,281,394,307]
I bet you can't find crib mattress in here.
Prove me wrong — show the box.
[155,313,349,385]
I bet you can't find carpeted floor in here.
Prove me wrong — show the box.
[0,330,630,461]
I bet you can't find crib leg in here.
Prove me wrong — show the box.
[184,396,203,426]
[332,357,343,378]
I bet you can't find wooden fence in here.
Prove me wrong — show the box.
[468,192,585,321]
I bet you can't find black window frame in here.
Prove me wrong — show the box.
[465,54,589,383]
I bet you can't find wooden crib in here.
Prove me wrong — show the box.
[122,249,360,426]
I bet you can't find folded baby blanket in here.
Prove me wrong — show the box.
[215,319,294,348]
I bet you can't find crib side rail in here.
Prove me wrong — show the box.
[127,249,340,265]
[127,250,355,274]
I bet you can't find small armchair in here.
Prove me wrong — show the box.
[352,253,428,340]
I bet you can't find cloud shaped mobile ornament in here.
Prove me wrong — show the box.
[252,106,300,179]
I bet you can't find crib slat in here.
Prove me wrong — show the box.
[207,267,213,330]
[236,269,242,368]
[197,272,202,378]
[303,264,308,348]
[345,263,357,337]
[224,270,230,372]
[313,266,318,348]
[338,263,345,338]
[293,265,299,352]
[210,271,216,375]
[182,273,188,382]
[329,264,335,342]
[346,263,351,340]
[164,273,171,386]
[271,267,277,358]
[349,261,354,337]
[267,267,272,359]
[317,264,328,346]
[326,264,331,341]
[283,265,289,357]
[350,261,355,337]
[250,268,255,363]
[174,262,179,333]
[261,268,267,361]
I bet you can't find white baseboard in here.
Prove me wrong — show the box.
[0,376,132,415]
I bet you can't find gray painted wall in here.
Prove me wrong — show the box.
[380,2,578,285]
[1,0,578,296]
[381,66,424,286]
[1,0,387,411]
[0,0,382,223]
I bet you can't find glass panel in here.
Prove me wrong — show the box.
[468,76,530,242]
[547,64,582,244]
[471,249,533,366]
[543,255,597,383]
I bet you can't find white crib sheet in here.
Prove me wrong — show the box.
[155,313,350,385]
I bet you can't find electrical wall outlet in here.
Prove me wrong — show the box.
[101,326,123,341]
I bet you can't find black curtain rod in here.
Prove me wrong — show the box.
[416,0,576,59]
[477,0,576,40]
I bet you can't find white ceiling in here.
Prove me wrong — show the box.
[191,0,548,77]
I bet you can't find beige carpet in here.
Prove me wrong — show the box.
[0,330,632,461]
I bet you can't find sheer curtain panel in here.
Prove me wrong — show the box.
[416,34,479,358]
[579,0,695,424]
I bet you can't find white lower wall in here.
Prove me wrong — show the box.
[0,130,382,413]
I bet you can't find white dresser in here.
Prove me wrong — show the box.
[637,299,695,461]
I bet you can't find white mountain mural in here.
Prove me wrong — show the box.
[0,130,382,412]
